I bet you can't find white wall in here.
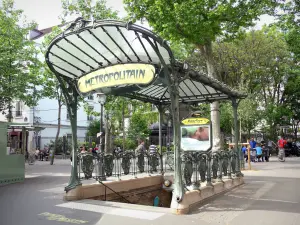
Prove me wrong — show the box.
[39,125,87,148]
[34,96,100,127]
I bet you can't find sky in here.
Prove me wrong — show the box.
[10,0,276,30]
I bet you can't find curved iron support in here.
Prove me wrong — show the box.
[212,152,219,180]
[144,37,184,202]
[56,77,82,192]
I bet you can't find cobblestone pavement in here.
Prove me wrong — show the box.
[1,157,300,225]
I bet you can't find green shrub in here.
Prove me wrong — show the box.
[113,138,137,150]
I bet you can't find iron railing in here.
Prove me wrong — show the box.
[76,148,242,191]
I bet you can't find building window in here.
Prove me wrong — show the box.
[66,112,70,120]
[87,95,94,100]
[15,101,22,117]
[87,106,94,121]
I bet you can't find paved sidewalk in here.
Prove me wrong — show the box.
[1,157,300,225]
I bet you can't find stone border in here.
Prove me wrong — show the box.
[170,177,244,214]
[64,175,164,201]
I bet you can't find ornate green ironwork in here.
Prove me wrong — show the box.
[148,151,159,173]
[58,78,81,192]
[217,152,223,182]
[121,151,132,175]
[136,152,145,173]
[181,153,193,186]
[222,151,229,177]
[80,153,94,179]
[198,153,207,182]
[104,154,114,177]
[212,152,218,180]
[206,152,213,186]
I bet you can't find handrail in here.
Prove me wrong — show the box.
[97,180,131,203]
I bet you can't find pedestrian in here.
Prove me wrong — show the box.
[241,145,248,162]
[278,136,287,162]
[249,137,257,150]
[256,143,263,162]
[135,140,146,154]
[263,144,270,162]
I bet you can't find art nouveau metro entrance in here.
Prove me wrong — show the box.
[45,18,246,214]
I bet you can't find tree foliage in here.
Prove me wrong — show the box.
[61,0,119,21]
[124,0,278,46]
[0,0,43,116]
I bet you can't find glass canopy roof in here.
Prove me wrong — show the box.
[45,18,246,105]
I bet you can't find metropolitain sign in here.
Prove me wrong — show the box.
[77,63,155,93]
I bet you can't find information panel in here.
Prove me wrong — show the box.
[180,116,212,151]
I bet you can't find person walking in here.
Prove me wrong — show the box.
[256,144,263,162]
[278,136,287,162]
[249,137,257,150]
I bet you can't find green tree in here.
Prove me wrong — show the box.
[61,0,119,21]
[211,27,291,139]
[127,111,151,143]
[283,73,300,138]
[86,120,100,138]
[238,97,261,138]
[0,0,43,119]
[124,0,278,151]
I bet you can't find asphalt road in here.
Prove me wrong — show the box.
[1,157,300,225]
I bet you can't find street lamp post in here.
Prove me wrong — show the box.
[97,94,107,181]
[167,119,172,151]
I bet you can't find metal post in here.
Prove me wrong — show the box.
[232,98,243,177]
[158,105,164,174]
[97,94,107,181]
[100,103,104,153]
[65,91,82,192]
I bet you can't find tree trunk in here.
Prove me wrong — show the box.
[200,41,222,152]
[50,101,62,165]
[7,102,12,122]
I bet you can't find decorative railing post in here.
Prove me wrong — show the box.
[222,151,229,178]
[80,153,94,179]
[96,152,106,181]
[217,151,223,183]
[206,152,213,186]
[212,152,219,181]
[230,149,236,177]
[182,153,193,187]
[191,152,200,190]
[198,153,207,183]
[104,154,114,177]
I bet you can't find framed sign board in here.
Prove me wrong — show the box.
[180,117,212,152]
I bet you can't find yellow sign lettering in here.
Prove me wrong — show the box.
[77,63,155,93]
[181,118,210,125]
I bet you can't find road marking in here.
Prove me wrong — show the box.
[56,202,165,220]
[38,212,88,224]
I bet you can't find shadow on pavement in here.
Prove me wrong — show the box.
[189,175,300,216]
